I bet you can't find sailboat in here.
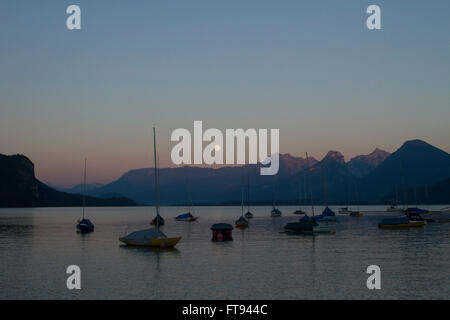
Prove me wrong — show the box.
[284,153,335,234]
[175,181,198,222]
[76,158,94,233]
[293,177,305,215]
[150,155,165,226]
[270,191,282,217]
[379,164,425,229]
[387,185,403,212]
[314,170,338,222]
[244,173,253,219]
[236,184,249,228]
[119,127,181,248]
[349,181,363,217]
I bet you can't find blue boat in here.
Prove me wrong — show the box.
[175,212,197,222]
[271,207,282,217]
[314,207,338,222]
[77,218,94,233]
[235,216,249,228]
[244,211,253,219]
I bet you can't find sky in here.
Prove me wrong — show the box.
[0,0,449,187]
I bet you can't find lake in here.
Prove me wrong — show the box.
[0,205,449,299]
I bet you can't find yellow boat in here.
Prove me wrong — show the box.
[119,233,181,247]
[119,127,181,249]
[378,217,425,229]
[379,221,424,228]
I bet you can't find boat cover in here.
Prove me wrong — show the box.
[379,217,409,225]
[235,216,248,224]
[79,219,93,226]
[211,223,234,231]
[121,228,167,242]
[321,207,336,216]
[176,213,193,219]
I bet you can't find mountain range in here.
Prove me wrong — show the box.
[3,139,449,208]
[80,139,449,205]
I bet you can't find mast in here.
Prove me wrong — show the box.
[153,127,160,229]
[241,184,244,217]
[247,172,250,212]
[82,158,87,220]
[400,163,408,209]
[306,152,315,216]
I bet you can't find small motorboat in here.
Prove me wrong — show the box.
[441,207,450,214]
[284,215,317,234]
[235,216,249,229]
[405,207,435,222]
[244,211,253,219]
[314,207,338,222]
[175,212,198,222]
[119,228,181,247]
[284,215,335,234]
[211,223,233,242]
[77,218,94,233]
[338,207,352,215]
[349,211,363,217]
[271,207,282,217]
[378,211,425,229]
[387,205,403,212]
[293,209,305,215]
[150,214,165,226]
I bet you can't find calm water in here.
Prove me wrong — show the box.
[0,205,449,300]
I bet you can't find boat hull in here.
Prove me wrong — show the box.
[175,217,198,222]
[235,222,248,229]
[119,237,181,247]
[378,221,424,229]
[77,225,94,233]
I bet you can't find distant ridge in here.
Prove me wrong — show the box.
[359,139,450,201]
[0,154,136,208]
[8,139,448,206]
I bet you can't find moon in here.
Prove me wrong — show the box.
[214,145,221,151]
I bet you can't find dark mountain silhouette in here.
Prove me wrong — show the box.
[359,140,450,201]
[382,177,450,205]
[0,154,136,208]
[89,149,386,205]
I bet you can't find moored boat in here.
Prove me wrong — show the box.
[378,211,425,229]
[175,212,198,222]
[119,127,181,248]
[338,207,352,215]
[150,214,165,226]
[76,158,94,233]
[387,205,403,212]
[349,211,363,217]
[271,207,282,217]
[235,216,249,229]
[119,228,180,247]
[77,218,94,233]
[314,207,338,222]
[244,211,253,219]
[284,215,317,234]
[211,223,233,242]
